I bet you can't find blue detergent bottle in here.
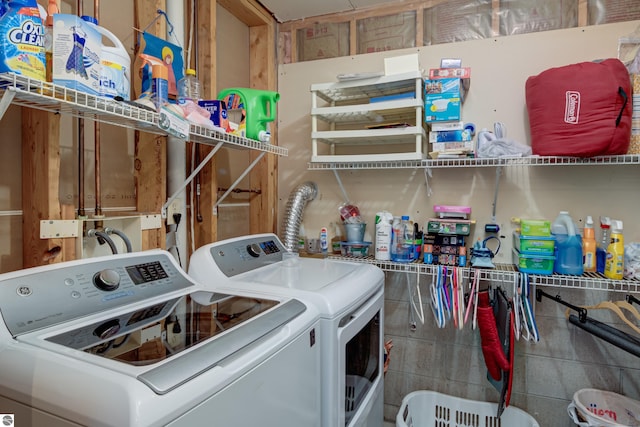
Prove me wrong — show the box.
[0,0,46,80]
[552,211,584,275]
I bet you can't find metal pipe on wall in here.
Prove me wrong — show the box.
[93,0,103,219]
[77,0,86,219]
[166,1,187,265]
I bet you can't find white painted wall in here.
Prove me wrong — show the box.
[277,20,640,264]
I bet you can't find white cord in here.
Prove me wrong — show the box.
[187,0,195,69]
[190,143,196,255]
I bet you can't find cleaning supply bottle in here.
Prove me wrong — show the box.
[44,0,58,82]
[81,15,131,100]
[391,216,414,263]
[331,223,342,255]
[596,216,611,274]
[216,88,280,142]
[0,0,46,80]
[582,216,597,273]
[151,64,168,111]
[320,227,328,258]
[374,211,393,261]
[604,220,624,280]
[551,211,583,275]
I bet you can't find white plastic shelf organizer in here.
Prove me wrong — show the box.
[310,70,426,163]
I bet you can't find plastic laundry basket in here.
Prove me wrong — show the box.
[568,388,640,426]
[396,390,539,427]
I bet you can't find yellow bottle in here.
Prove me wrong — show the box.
[582,216,597,273]
[604,220,624,280]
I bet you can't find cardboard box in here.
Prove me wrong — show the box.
[429,129,473,143]
[198,100,230,130]
[424,78,462,122]
[52,14,102,95]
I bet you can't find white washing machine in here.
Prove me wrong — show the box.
[189,233,385,427]
[0,249,321,427]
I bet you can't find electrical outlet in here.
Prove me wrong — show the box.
[166,199,182,225]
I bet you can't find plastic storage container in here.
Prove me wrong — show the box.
[519,219,552,237]
[340,241,372,257]
[552,211,584,275]
[512,248,555,275]
[396,390,539,427]
[568,388,640,427]
[513,231,555,255]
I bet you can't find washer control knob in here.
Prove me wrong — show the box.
[93,269,121,291]
[246,243,262,258]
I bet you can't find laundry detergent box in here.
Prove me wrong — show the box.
[198,100,230,131]
[0,0,46,80]
[52,14,101,95]
[424,78,462,122]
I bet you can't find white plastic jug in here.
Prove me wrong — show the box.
[82,16,131,100]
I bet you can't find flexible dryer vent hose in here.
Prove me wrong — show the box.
[281,181,318,252]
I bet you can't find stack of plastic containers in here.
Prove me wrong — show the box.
[512,219,556,275]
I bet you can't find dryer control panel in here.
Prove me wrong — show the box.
[0,250,194,337]
[207,233,286,277]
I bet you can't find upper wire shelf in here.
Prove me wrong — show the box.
[0,73,287,157]
[308,154,640,170]
[328,255,640,294]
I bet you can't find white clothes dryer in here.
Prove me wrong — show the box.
[0,249,321,427]
[189,233,385,427]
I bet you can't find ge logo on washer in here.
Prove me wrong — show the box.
[0,414,14,426]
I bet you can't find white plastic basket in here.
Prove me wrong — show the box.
[568,388,640,426]
[396,390,540,427]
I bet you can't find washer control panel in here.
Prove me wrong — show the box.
[0,251,193,337]
[208,234,285,277]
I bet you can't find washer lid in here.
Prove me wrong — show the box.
[228,258,383,317]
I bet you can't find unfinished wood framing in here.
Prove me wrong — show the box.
[278,0,593,64]
[134,0,167,251]
[192,1,218,249]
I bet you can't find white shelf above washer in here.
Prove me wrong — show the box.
[0,72,288,156]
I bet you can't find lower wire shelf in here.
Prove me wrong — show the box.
[327,255,640,294]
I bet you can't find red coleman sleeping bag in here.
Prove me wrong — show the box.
[525,58,632,157]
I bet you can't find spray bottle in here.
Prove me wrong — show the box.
[604,220,624,280]
[320,227,328,258]
[582,216,597,273]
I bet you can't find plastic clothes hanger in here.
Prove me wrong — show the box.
[512,273,523,341]
[430,267,445,328]
[564,301,640,335]
[521,274,540,342]
[615,300,640,321]
[464,270,479,328]
[407,272,425,326]
[456,268,465,329]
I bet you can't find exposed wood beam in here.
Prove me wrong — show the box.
[134,0,167,250]
[218,0,273,27]
[193,1,218,249]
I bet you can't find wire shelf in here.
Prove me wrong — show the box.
[0,73,287,156]
[308,155,640,170]
[328,255,640,293]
